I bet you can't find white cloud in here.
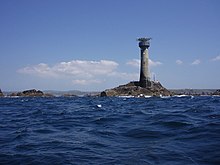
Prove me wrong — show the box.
[126,59,140,67]
[17,63,58,77]
[126,59,162,67]
[191,59,201,65]
[17,59,141,87]
[176,60,183,65]
[149,59,162,66]
[18,59,162,87]
[18,60,118,78]
[72,79,102,85]
[108,72,139,80]
[211,55,220,61]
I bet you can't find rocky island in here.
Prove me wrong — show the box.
[9,89,53,97]
[101,81,171,97]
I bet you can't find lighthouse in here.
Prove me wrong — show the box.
[137,37,152,88]
[100,37,172,97]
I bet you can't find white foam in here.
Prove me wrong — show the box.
[96,104,102,108]
[174,95,188,97]
[160,96,171,99]
[138,94,151,98]
[118,95,135,98]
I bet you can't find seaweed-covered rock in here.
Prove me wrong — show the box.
[101,81,172,97]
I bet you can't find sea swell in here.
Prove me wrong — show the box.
[0,96,219,164]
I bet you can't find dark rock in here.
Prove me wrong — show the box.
[100,81,172,97]
[100,91,107,97]
[17,89,44,97]
[9,89,54,97]
[212,89,220,95]
[0,89,4,97]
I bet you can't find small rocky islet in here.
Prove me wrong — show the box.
[0,89,78,97]
[100,81,171,97]
[9,89,53,97]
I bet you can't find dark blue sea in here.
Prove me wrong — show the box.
[0,96,219,165]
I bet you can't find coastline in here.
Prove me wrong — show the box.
[0,88,220,97]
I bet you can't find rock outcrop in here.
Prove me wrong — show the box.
[101,81,172,97]
[212,89,220,95]
[0,89,4,97]
[10,89,53,97]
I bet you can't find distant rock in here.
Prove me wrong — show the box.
[0,89,4,97]
[9,89,53,97]
[169,89,216,96]
[62,93,77,97]
[100,81,172,97]
[43,90,100,97]
[212,89,220,95]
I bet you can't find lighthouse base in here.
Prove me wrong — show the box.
[139,79,152,88]
[100,81,172,97]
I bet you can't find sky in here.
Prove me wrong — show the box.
[0,0,220,91]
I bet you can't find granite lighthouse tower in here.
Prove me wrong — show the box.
[137,37,152,87]
[100,37,172,97]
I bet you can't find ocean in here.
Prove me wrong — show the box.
[0,96,219,165]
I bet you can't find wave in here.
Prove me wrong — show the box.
[0,96,219,164]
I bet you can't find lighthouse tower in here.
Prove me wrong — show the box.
[137,37,152,88]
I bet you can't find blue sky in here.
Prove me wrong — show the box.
[0,0,220,91]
